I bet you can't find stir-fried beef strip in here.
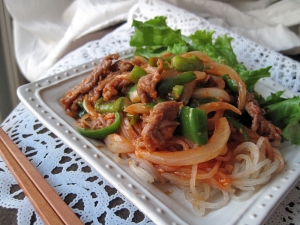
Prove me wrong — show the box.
[245,93,282,145]
[198,74,218,87]
[110,59,134,72]
[60,54,136,117]
[96,59,134,102]
[137,59,164,103]
[102,73,132,101]
[138,101,182,151]
[89,73,116,102]
[60,54,119,111]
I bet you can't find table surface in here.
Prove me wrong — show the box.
[1,8,300,224]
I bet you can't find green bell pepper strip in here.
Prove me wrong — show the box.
[94,97,104,111]
[221,74,238,92]
[128,65,147,83]
[171,55,204,72]
[225,114,250,142]
[127,113,140,125]
[171,85,184,100]
[156,71,196,98]
[179,106,208,146]
[94,97,130,113]
[144,102,156,108]
[77,112,121,139]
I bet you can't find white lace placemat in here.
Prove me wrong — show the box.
[1,1,300,224]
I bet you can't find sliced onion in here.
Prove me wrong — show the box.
[192,88,231,102]
[83,95,98,117]
[128,89,141,103]
[119,117,139,141]
[124,103,151,114]
[193,71,207,81]
[204,62,247,111]
[104,134,135,153]
[197,102,241,115]
[208,110,224,130]
[136,117,230,166]
[180,80,196,105]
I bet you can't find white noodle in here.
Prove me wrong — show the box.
[129,159,155,183]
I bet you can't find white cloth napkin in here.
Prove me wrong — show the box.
[4,0,300,82]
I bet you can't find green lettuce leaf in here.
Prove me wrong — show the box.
[264,97,300,145]
[189,30,240,68]
[257,90,286,108]
[239,67,271,92]
[130,16,188,57]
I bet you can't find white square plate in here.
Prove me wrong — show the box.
[17,48,300,225]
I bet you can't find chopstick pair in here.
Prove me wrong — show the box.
[0,127,83,225]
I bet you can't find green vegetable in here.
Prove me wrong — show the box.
[77,112,121,139]
[179,106,208,146]
[127,113,140,125]
[77,100,86,118]
[94,97,129,113]
[130,16,188,58]
[221,74,238,92]
[171,85,184,100]
[156,71,196,98]
[129,65,147,83]
[171,55,204,72]
[256,90,286,108]
[225,114,250,142]
[239,66,271,92]
[144,102,156,108]
[264,97,300,145]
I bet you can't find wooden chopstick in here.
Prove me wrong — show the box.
[0,127,83,225]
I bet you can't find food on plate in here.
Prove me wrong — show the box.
[60,16,299,216]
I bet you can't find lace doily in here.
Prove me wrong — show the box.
[0,103,154,225]
[1,1,300,224]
